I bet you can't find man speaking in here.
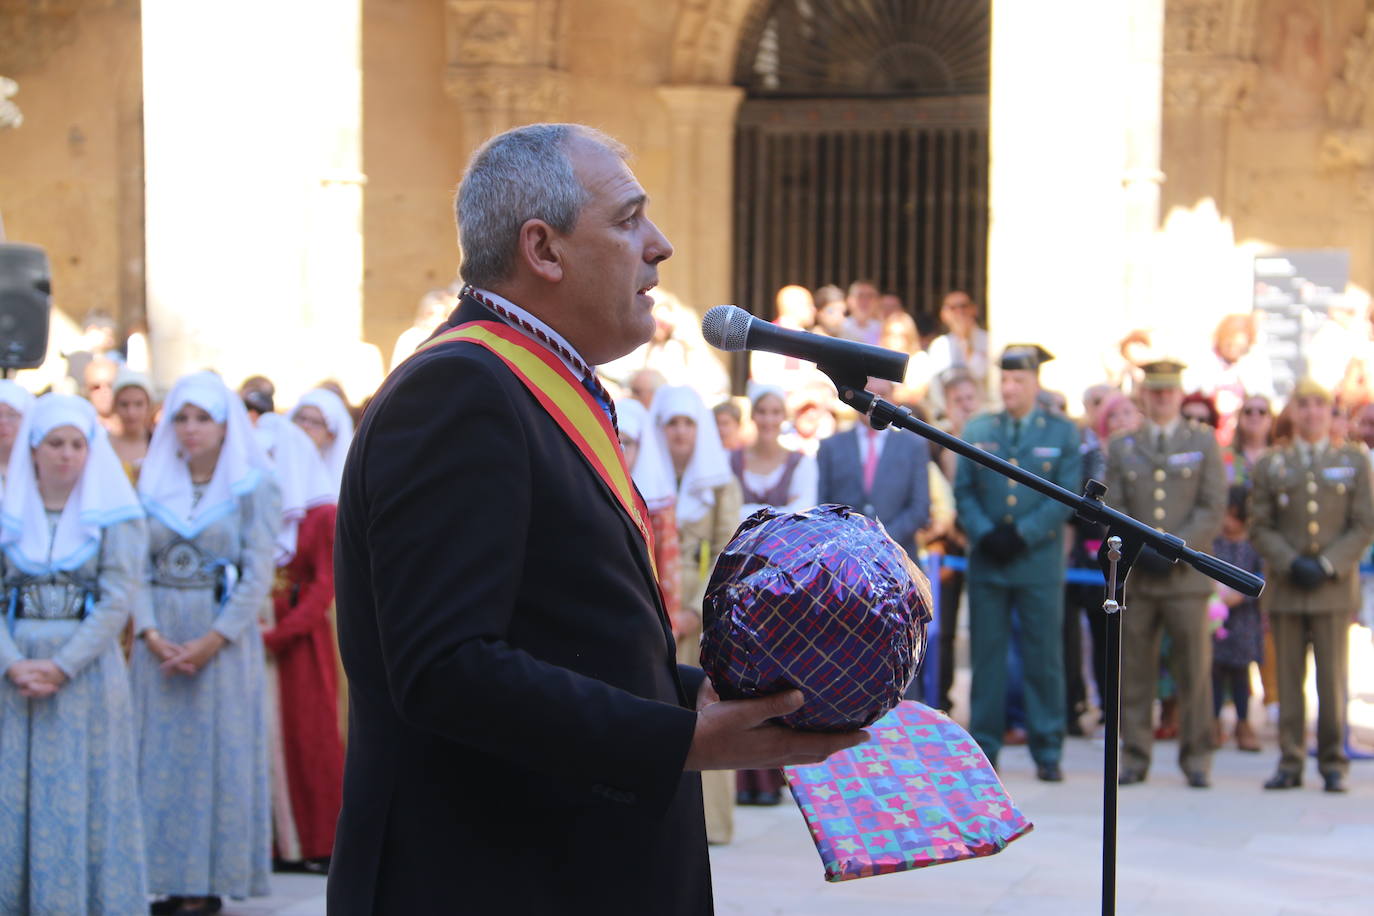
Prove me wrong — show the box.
[327,124,865,914]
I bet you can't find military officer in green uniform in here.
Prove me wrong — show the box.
[1249,377,1374,793]
[1105,360,1225,788]
[954,345,1079,781]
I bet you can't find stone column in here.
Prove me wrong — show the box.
[1161,60,1253,213]
[1122,0,1167,331]
[986,0,1165,405]
[655,85,744,314]
[142,0,365,400]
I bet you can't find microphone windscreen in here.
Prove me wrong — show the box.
[701,304,750,352]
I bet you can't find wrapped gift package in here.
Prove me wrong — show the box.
[700,503,932,731]
[784,701,1033,882]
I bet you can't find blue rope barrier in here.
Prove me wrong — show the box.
[926,553,1374,585]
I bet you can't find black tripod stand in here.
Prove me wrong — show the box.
[824,377,1263,916]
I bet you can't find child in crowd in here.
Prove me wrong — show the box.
[1210,484,1264,752]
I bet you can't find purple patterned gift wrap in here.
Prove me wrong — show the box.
[700,504,932,731]
[784,701,1034,882]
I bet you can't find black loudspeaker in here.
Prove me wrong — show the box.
[0,243,52,370]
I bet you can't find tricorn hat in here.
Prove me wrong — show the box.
[999,344,1054,372]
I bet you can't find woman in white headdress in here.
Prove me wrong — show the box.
[130,371,280,913]
[726,384,819,808]
[0,379,35,491]
[647,384,741,847]
[614,398,681,626]
[730,384,818,521]
[0,394,149,913]
[254,413,344,872]
[647,386,741,661]
[110,367,156,482]
[289,388,354,492]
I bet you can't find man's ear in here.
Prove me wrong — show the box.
[517,219,564,284]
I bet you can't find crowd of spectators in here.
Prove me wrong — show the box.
[591,279,1374,799]
[6,275,1374,910]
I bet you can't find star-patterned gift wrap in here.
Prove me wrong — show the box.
[784,701,1033,882]
[701,504,931,731]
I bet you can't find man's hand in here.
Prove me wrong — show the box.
[695,676,720,712]
[1289,555,1328,591]
[978,524,1026,564]
[1132,544,1175,577]
[161,631,228,676]
[683,689,869,772]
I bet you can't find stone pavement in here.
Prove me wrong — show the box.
[230,732,1373,915]
[229,630,1374,914]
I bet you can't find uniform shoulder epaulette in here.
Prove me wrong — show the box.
[1043,411,1077,432]
[964,411,999,432]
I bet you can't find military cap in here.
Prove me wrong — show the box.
[1000,344,1054,372]
[1140,359,1186,389]
[1289,376,1332,403]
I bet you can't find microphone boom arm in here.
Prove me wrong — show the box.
[829,379,1264,598]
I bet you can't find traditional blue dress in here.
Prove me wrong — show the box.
[0,394,150,914]
[130,371,281,899]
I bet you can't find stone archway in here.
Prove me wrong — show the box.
[728,0,991,320]
[669,0,763,87]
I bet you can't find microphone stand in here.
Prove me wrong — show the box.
[823,373,1263,916]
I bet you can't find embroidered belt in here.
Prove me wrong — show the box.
[152,539,237,593]
[4,572,98,622]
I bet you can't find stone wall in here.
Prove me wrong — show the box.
[1156,0,1374,358]
[9,0,1373,401]
[363,0,748,366]
[0,0,143,338]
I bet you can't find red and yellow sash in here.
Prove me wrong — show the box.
[418,320,659,581]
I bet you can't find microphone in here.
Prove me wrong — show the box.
[701,305,908,384]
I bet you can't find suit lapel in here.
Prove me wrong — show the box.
[438,298,665,610]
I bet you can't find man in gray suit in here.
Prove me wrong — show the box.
[816,378,931,559]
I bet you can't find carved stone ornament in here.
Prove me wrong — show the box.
[445,66,569,120]
[447,1,539,67]
[1163,59,1256,112]
[1327,10,1374,128]
[0,76,20,130]
[1320,128,1374,171]
[1164,0,1259,59]
[1166,0,1228,55]
[670,0,758,85]
[446,0,561,69]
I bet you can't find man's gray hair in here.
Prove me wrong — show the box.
[456,123,627,289]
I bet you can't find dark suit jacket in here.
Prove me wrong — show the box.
[816,426,930,556]
[328,297,712,914]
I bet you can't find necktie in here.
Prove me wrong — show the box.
[863,428,880,494]
[581,372,618,432]
[1156,428,1166,454]
[1010,418,1020,449]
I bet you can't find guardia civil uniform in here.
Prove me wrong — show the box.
[954,346,1079,776]
[1104,361,1225,786]
[1249,381,1374,793]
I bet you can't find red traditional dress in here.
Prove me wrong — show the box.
[263,503,343,861]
